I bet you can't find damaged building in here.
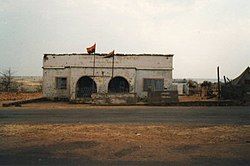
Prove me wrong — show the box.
[222,67,250,102]
[42,53,174,104]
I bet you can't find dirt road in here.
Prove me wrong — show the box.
[0,105,250,165]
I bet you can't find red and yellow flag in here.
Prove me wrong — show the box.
[86,43,96,54]
[104,50,115,58]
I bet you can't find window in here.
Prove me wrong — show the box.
[143,79,164,91]
[56,77,67,89]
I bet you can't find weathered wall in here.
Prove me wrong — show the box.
[92,93,137,105]
[43,53,173,101]
[173,83,190,95]
[135,69,172,98]
[43,68,70,99]
[69,67,136,100]
[43,54,173,70]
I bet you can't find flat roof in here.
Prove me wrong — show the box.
[44,53,174,57]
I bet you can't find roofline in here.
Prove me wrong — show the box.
[230,66,250,85]
[43,53,174,57]
[43,66,173,70]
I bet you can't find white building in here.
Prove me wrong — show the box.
[42,53,174,103]
[173,79,189,95]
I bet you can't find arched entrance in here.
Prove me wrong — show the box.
[76,76,97,98]
[108,76,129,93]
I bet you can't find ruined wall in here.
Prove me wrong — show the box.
[68,67,136,100]
[43,54,173,70]
[43,68,70,99]
[92,93,137,105]
[135,69,172,98]
[43,53,173,100]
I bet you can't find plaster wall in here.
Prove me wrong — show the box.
[43,68,70,99]
[43,54,173,70]
[136,69,172,98]
[43,54,173,101]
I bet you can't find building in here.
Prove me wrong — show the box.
[222,67,250,102]
[172,79,189,95]
[42,53,174,103]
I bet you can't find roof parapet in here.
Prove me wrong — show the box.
[43,53,174,57]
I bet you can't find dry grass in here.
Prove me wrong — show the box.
[179,95,217,102]
[0,92,42,101]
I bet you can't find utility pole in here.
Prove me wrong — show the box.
[223,76,227,85]
[111,55,115,78]
[217,66,221,100]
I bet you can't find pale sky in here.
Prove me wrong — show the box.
[0,0,249,79]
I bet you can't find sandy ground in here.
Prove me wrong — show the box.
[178,95,217,102]
[1,124,249,165]
[0,92,211,108]
[0,92,249,165]
[1,106,250,165]
[0,92,42,106]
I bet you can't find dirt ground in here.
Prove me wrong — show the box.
[0,92,42,102]
[1,124,250,165]
[0,93,249,165]
[178,95,216,102]
[0,92,208,103]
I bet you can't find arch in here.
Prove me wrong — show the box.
[76,76,97,98]
[108,76,130,93]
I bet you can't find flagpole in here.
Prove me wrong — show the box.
[111,54,114,78]
[93,53,96,77]
[86,43,96,96]
[91,52,96,95]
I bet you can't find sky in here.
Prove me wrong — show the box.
[0,0,249,79]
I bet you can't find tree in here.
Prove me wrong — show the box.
[201,81,214,98]
[188,80,198,89]
[0,68,16,92]
[201,81,212,87]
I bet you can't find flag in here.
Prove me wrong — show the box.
[104,50,115,58]
[86,43,96,54]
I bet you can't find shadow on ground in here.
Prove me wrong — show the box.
[1,141,249,166]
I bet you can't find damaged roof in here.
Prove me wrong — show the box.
[43,53,174,57]
[231,67,250,85]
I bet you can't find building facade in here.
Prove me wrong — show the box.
[42,53,174,102]
[172,79,189,96]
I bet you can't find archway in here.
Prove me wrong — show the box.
[108,76,129,93]
[76,76,97,98]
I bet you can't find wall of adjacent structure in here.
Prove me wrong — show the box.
[43,54,173,100]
